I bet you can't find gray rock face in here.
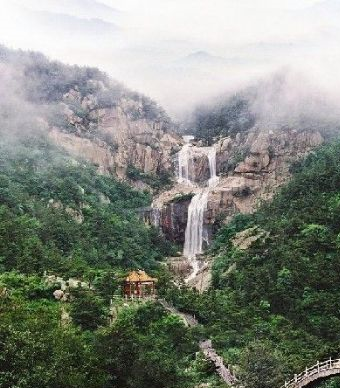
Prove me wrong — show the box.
[53,289,64,300]
[154,127,324,245]
[231,227,269,250]
[208,127,324,222]
[48,86,182,189]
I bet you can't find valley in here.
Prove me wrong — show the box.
[1,44,340,388]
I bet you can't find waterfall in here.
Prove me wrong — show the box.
[184,190,209,281]
[177,143,192,185]
[183,190,209,258]
[207,146,219,188]
[151,207,160,228]
[177,137,219,282]
[177,136,194,185]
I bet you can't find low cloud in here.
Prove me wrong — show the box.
[0,0,340,120]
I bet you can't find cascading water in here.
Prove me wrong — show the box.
[207,147,219,188]
[177,136,194,185]
[177,137,219,282]
[183,189,209,281]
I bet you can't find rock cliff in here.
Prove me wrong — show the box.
[0,46,182,190]
[153,126,324,244]
[48,84,182,187]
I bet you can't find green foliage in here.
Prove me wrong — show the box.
[0,272,199,388]
[126,164,173,191]
[239,341,286,388]
[191,94,256,144]
[0,271,55,299]
[167,192,195,204]
[319,377,340,388]
[70,289,107,331]
[0,136,169,274]
[0,286,106,387]
[165,139,340,386]
[95,302,197,388]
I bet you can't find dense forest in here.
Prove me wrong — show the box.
[0,132,206,388]
[0,133,174,275]
[165,138,340,387]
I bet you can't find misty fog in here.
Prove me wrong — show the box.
[0,0,340,119]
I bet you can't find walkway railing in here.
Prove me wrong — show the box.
[282,358,340,388]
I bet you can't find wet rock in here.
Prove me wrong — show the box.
[160,199,191,244]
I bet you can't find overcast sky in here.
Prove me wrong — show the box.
[0,0,338,118]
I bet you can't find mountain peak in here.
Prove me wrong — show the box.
[177,50,228,66]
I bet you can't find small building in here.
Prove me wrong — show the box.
[123,270,157,299]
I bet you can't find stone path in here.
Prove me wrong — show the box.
[158,299,237,386]
[200,339,238,386]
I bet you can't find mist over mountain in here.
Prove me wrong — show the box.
[33,10,120,36]
[187,69,340,143]
[1,0,339,118]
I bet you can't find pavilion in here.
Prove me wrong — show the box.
[123,270,157,299]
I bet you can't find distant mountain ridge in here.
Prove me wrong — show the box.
[16,0,121,23]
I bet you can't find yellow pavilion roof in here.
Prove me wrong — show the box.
[125,270,157,283]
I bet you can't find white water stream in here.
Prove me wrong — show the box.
[178,135,195,185]
[177,137,219,282]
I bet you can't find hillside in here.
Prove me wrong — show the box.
[0,45,181,191]
[150,71,340,256]
[0,135,221,388]
[3,1,340,387]
[0,47,216,388]
[165,138,340,387]
[0,133,173,276]
[3,45,340,388]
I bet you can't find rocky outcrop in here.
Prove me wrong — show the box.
[186,261,212,292]
[176,146,211,184]
[153,127,324,244]
[32,55,325,248]
[207,127,324,223]
[0,46,182,187]
[48,84,182,187]
[231,227,269,250]
[140,194,193,244]
[158,199,191,244]
[49,129,116,175]
[47,198,85,224]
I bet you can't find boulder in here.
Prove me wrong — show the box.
[53,289,64,300]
